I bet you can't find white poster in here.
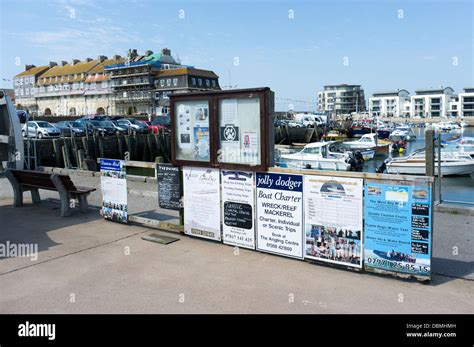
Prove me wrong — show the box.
[100,159,128,223]
[256,172,304,259]
[183,167,221,241]
[304,175,363,268]
[221,170,255,249]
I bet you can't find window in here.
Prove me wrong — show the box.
[166,79,171,87]
[191,78,196,86]
[160,79,165,87]
[211,80,216,87]
[174,100,210,162]
[198,79,202,86]
[206,79,210,87]
[30,76,34,83]
[173,78,178,86]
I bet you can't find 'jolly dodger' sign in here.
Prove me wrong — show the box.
[256,172,304,259]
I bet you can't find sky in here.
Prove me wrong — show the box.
[0,0,473,111]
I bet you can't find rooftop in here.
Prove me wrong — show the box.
[15,66,50,78]
[156,67,218,79]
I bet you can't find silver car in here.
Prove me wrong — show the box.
[22,121,61,139]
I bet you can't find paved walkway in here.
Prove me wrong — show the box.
[0,174,473,313]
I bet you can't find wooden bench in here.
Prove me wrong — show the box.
[4,169,96,217]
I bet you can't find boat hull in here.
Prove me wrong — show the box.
[280,157,351,171]
[386,162,474,176]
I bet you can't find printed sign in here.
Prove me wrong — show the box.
[364,182,432,278]
[256,172,304,259]
[157,164,181,211]
[304,176,363,268]
[221,170,255,249]
[183,167,221,241]
[100,159,128,223]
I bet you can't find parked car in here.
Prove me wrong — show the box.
[70,120,94,136]
[101,120,127,135]
[87,120,115,136]
[149,115,170,134]
[274,119,288,127]
[54,121,86,137]
[22,121,61,139]
[115,118,149,134]
[287,120,304,128]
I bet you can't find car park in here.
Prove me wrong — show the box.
[22,121,61,139]
[54,121,86,137]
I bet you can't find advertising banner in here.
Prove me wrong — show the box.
[157,164,181,211]
[221,170,255,249]
[256,172,304,259]
[183,167,221,241]
[100,159,128,223]
[364,181,432,278]
[304,175,363,268]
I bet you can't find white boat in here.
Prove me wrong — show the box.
[280,142,352,171]
[0,90,24,172]
[389,126,417,142]
[342,133,390,154]
[459,121,468,128]
[444,137,474,158]
[385,149,474,176]
[431,121,460,131]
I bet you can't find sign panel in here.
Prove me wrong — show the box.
[221,170,255,249]
[304,176,363,268]
[157,164,181,211]
[183,167,221,241]
[364,182,432,278]
[256,172,304,259]
[100,159,128,223]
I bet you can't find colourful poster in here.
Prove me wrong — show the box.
[221,171,255,249]
[183,167,221,241]
[256,172,304,259]
[193,127,210,160]
[304,176,363,268]
[100,159,128,223]
[364,182,432,278]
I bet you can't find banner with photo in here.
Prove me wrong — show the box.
[183,167,221,241]
[221,170,255,249]
[256,172,304,259]
[364,181,432,278]
[100,159,128,223]
[304,176,363,268]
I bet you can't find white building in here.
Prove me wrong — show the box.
[317,84,366,115]
[368,89,410,118]
[458,87,474,117]
[410,87,454,118]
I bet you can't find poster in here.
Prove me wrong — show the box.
[256,172,304,259]
[364,182,432,278]
[183,167,221,241]
[157,164,181,211]
[175,101,209,161]
[221,170,255,249]
[304,176,363,268]
[100,159,128,223]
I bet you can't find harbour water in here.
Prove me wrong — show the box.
[364,127,474,204]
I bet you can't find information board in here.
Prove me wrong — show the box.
[256,172,304,259]
[364,181,432,278]
[157,164,181,211]
[304,175,363,268]
[100,159,128,223]
[221,170,255,249]
[183,167,221,241]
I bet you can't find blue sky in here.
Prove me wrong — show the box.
[0,0,473,111]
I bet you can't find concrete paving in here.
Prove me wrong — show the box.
[0,175,473,313]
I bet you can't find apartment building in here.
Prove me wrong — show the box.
[13,65,50,114]
[317,84,366,115]
[410,87,454,118]
[368,89,410,118]
[458,87,474,117]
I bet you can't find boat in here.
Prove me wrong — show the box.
[322,130,348,141]
[389,125,416,142]
[0,90,24,172]
[385,149,474,176]
[431,121,460,131]
[279,142,352,171]
[342,133,390,155]
[459,121,468,128]
[443,137,474,158]
[376,128,392,139]
[349,121,374,138]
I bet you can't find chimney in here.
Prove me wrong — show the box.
[61,61,68,66]
[97,55,107,62]
[127,49,138,60]
[145,50,153,56]
[49,61,58,68]
[25,64,36,71]
[113,55,121,60]
[85,57,93,62]
[161,48,171,56]
[71,59,80,65]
